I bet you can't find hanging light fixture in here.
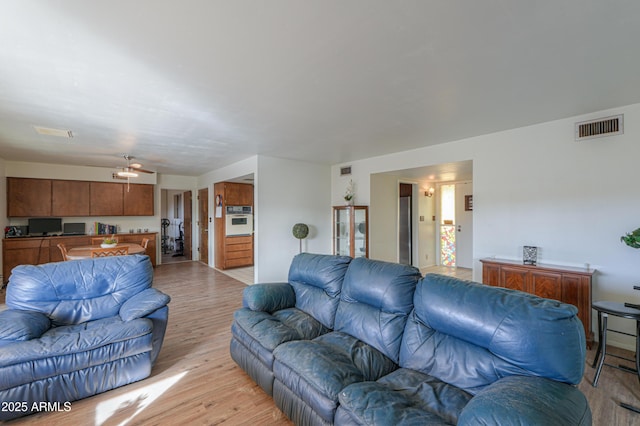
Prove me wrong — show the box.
[117,169,138,178]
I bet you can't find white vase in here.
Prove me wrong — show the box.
[101,243,117,248]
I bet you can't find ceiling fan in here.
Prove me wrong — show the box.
[116,155,155,178]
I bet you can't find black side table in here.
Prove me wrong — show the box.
[591,301,640,413]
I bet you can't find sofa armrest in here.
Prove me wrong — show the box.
[458,375,591,425]
[243,282,295,313]
[0,309,51,344]
[119,288,171,321]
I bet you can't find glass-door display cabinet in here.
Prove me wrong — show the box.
[333,205,368,258]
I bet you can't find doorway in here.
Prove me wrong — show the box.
[369,160,473,271]
[198,187,209,265]
[160,189,193,264]
[437,182,473,269]
[398,183,413,265]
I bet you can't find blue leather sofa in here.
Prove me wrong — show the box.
[0,255,170,421]
[231,254,591,425]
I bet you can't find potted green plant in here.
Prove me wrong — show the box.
[344,179,355,205]
[621,228,640,249]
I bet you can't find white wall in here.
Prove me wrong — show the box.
[369,173,398,262]
[332,102,640,350]
[255,156,332,282]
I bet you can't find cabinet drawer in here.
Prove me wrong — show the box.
[226,235,252,245]
[226,242,253,252]
[226,249,252,260]
[225,256,253,268]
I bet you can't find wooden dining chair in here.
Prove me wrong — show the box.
[141,238,150,250]
[90,246,129,258]
[57,243,69,261]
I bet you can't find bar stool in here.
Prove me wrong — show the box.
[591,301,640,387]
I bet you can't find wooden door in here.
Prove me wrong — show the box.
[198,188,209,264]
[183,190,192,260]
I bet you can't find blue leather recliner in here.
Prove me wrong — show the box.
[0,255,170,421]
[230,253,352,395]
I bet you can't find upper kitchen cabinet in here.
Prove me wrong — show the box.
[6,177,154,217]
[90,182,124,216]
[123,183,154,216]
[7,177,52,217]
[224,182,253,206]
[52,180,90,216]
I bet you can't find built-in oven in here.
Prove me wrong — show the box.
[225,206,253,236]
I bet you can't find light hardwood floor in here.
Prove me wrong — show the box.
[5,261,640,425]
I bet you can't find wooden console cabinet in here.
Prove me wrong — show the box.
[480,258,594,348]
[2,233,157,283]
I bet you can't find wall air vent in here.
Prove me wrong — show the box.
[340,166,352,176]
[575,114,623,141]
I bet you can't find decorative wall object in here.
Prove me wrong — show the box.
[523,246,538,265]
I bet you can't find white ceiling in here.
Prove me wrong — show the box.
[1,1,640,176]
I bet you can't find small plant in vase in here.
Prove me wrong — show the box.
[344,180,355,205]
[101,235,118,248]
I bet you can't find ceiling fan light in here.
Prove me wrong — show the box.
[117,170,138,178]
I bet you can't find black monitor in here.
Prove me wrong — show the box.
[28,218,62,236]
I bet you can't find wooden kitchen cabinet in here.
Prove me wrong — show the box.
[52,180,90,216]
[123,183,154,216]
[7,177,154,217]
[90,182,124,215]
[480,258,594,348]
[223,235,254,269]
[7,177,52,217]
[224,182,253,206]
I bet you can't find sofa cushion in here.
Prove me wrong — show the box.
[336,368,472,425]
[400,274,586,393]
[288,253,352,329]
[334,257,421,363]
[273,331,398,422]
[0,310,50,345]
[0,317,153,391]
[6,255,153,326]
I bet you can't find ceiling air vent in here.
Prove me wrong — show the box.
[575,114,623,141]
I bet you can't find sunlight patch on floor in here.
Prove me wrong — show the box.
[94,371,187,426]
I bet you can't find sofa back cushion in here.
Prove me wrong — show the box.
[6,255,153,326]
[288,253,352,329]
[400,274,586,393]
[334,257,421,363]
